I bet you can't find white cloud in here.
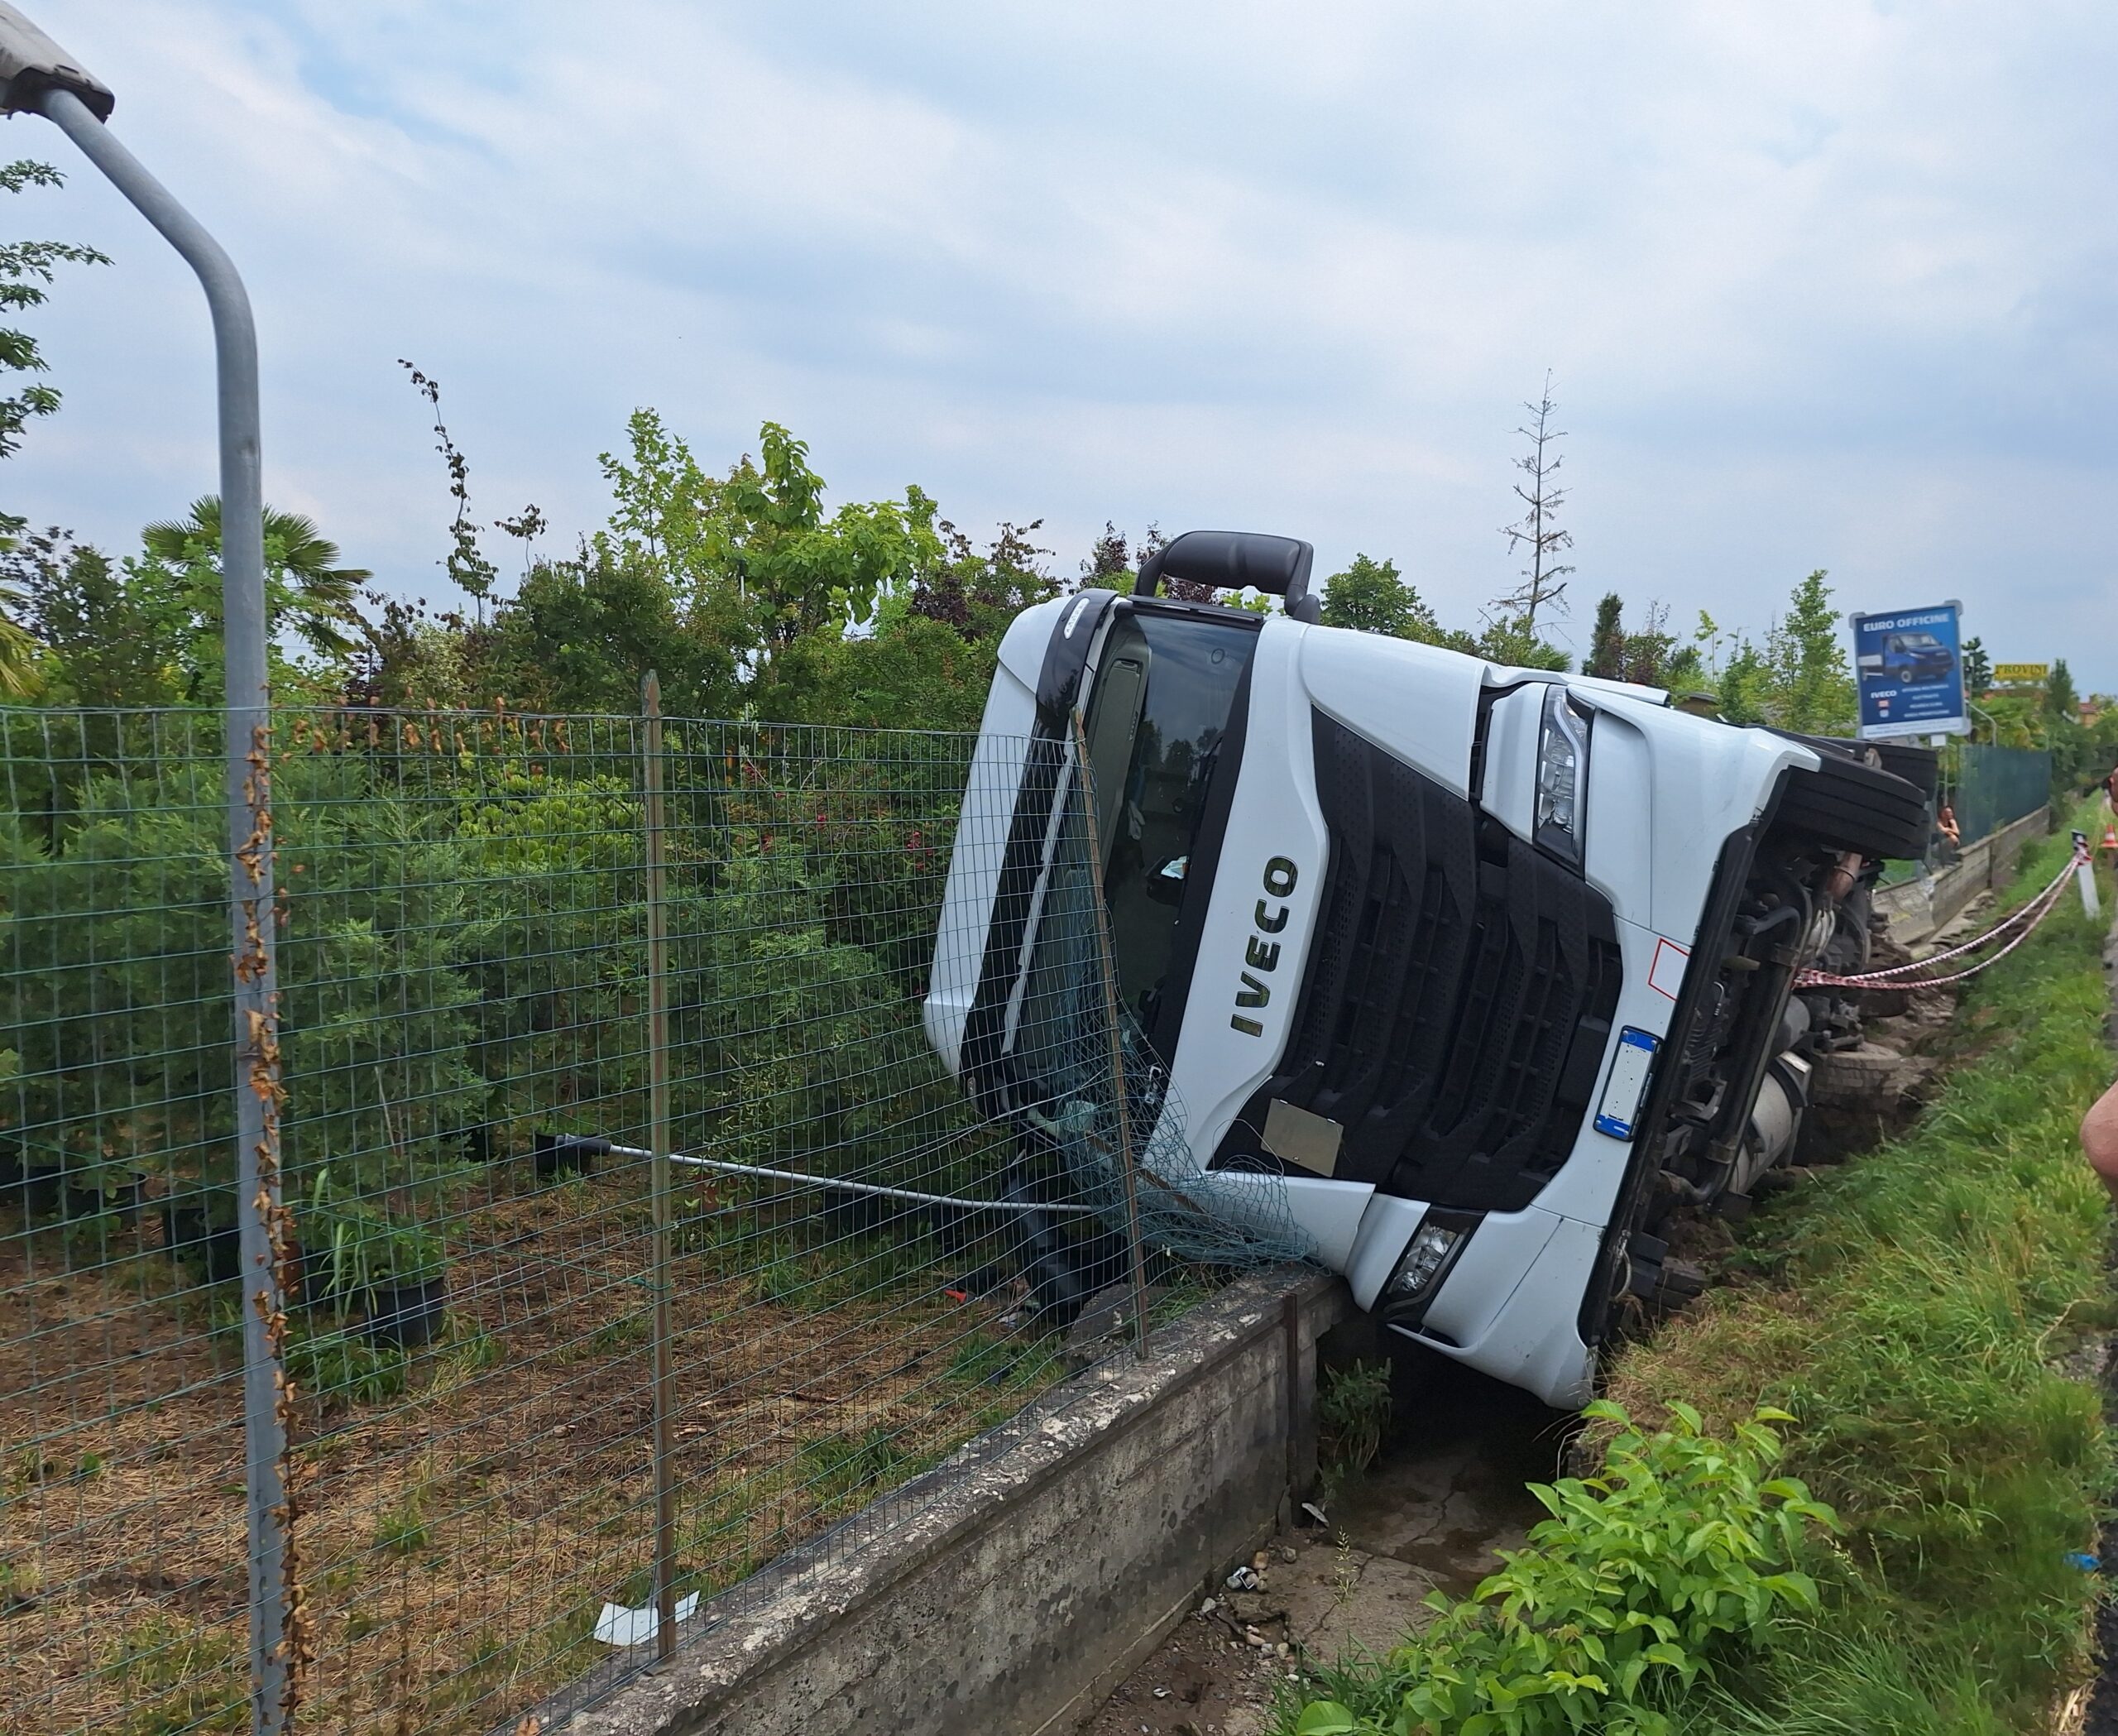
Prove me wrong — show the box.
[10,0,2117,683]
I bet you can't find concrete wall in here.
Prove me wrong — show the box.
[1875,804,2050,946]
[562,1269,1351,1736]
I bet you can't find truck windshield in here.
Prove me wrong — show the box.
[1075,608,1259,1034]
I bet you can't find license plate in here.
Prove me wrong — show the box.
[1593,1027,1660,1140]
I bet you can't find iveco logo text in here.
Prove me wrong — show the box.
[1230,856,1298,1038]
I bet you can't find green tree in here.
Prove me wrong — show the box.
[9,501,370,707]
[585,410,947,707]
[1621,601,1677,688]
[1715,641,1771,726]
[1470,612,1571,672]
[1759,569,1856,734]
[719,422,945,660]
[5,529,185,707]
[2038,659,2095,802]
[1320,553,1443,641]
[478,548,741,718]
[131,496,370,700]
[0,747,486,1213]
[596,406,727,606]
[1661,641,1706,693]
[0,161,108,481]
[2045,657,2078,722]
[143,496,370,656]
[1704,573,1856,733]
[1077,520,1137,594]
[0,161,110,693]
[1960,635,1991,698]
[1584,592,1625,679]
[761,607,1002,732]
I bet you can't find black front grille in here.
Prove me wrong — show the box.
[1215,710,1622,1213]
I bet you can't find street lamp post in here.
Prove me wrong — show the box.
[0,9,292,1732]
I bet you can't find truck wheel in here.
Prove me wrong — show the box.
[1869,741,1940,803]
[1774,751,1929,861]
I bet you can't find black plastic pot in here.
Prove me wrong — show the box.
[159,1202,241,1284]
[2,1148,58,1222]
[66,1175,145,1224]
[362,1276,448,1350]
[2,1153,143,1227]
[533,1132,610,1183]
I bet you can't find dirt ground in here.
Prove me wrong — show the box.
[1,1161,1058,1736]
[1083,1356,1569,1736]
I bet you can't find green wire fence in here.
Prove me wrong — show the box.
[0,698,1234,1736]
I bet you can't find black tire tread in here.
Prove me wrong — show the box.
[1773,750,1929,860]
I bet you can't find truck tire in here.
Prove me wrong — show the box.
[1773,751,1930,861]
[1869,741,1940,803]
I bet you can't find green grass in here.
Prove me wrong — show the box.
[1316,1358,1392,1506]
[371,1490,432,1556]
[99,1614,247,1736]
[1612,813,2116,1731]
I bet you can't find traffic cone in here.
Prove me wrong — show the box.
[2102,824,2118,855]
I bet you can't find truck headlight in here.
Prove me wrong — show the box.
[1535,685,1591,864]
[1388,1221,1460,1302]
[1380,1210,1481,1330]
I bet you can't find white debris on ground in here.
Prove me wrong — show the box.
[592,1592,699,1647]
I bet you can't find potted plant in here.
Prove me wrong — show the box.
[361,1220,448,1350]
[305,1169,449,1348]
[158,1186,241,1285]
[533,1130,609,1183]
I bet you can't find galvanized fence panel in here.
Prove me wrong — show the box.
[0,701,1214,1736]
[1946,741,2051,847]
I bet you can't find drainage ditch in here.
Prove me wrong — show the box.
[1081,1350,1567,1736]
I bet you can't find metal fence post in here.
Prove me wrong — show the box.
[642,674,678,1658]
[1069,712,1152,1360]
[0,25,296,1730]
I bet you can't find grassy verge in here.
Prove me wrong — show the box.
[1624,814,2115,1732]
[1287,815,2117,1734]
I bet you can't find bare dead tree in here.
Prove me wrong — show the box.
[1496,372,1575,634]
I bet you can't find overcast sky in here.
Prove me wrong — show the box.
[11,2,2116,688]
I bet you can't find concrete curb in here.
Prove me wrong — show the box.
[553,1267,1352,1736]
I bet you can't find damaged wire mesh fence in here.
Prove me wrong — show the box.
[0,700,1301,1735]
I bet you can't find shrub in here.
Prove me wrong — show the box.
[1291,1403,1837,1736]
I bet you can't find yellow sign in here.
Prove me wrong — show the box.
[1992,663,2049,683]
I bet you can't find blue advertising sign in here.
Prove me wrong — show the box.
[1849,602,1967,740]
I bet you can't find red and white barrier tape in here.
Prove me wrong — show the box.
[1795,846,2088,990]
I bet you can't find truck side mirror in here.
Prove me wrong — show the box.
[1137,530,1319,625]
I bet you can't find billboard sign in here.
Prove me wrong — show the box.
[1991,663,2049,684]
[1850,602,1966,740]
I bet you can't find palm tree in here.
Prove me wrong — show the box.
[141,496,371,658]
[0,583,36,697]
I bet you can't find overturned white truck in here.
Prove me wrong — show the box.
[923,531,1931,1406]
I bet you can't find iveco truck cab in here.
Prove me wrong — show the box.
[923,530,1929,1406]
